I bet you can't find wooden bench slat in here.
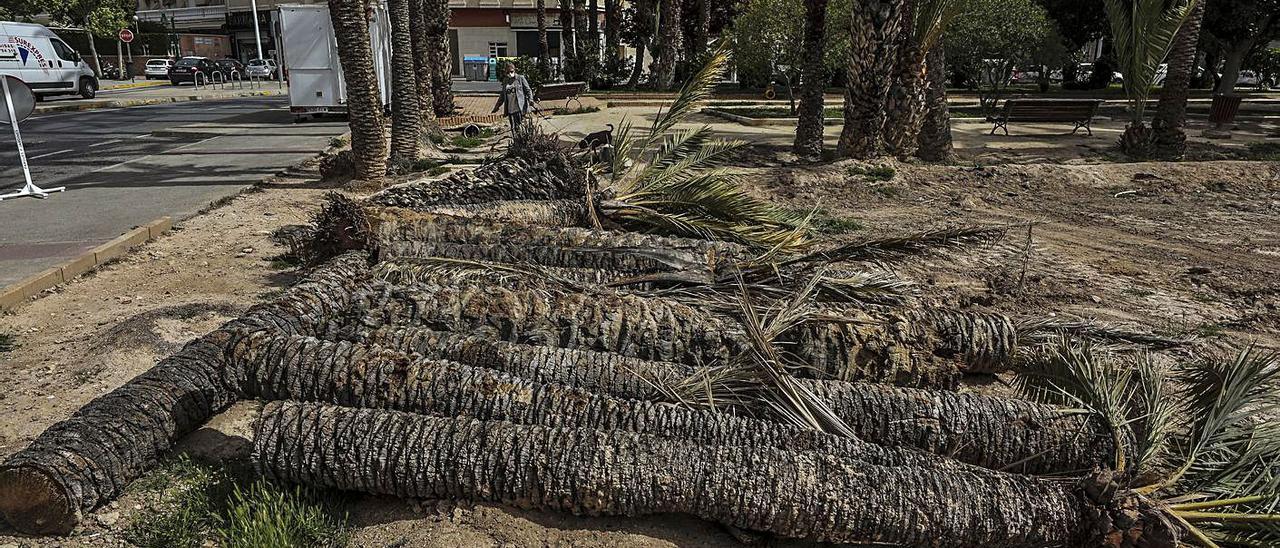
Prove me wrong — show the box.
[991,98,1101,136]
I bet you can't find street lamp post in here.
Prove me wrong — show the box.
[249,0,265,62]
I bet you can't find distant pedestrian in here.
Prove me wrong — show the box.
[492,62,535,132]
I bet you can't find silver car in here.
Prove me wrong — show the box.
[144,58,173,80]
[246,58,277,79]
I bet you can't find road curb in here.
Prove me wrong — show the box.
[0,217,172,311]
[101,80,168,91]
[33,89,286,115]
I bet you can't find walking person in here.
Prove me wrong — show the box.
[492,62,536,132]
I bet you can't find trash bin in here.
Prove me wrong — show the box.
[463,56,489,81]
[1208,94,1243,126]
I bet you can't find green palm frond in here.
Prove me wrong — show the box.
[914,0,962,53]
[625,137,749,195]
[1102,0,1198,121]
[637,40,731,153]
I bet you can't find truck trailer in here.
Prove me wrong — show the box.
[278,3,391,122]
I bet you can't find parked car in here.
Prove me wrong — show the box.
[0,21,98,99]
[144,58,173,79]
[1236,70,1264,87]
[215,58,245,80]
[246,58,277,79]
[168,56,217,85]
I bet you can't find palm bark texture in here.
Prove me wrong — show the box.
[792,0,830,158]
[837,0,905,159]
[916,43,954,161]
[328,0,388,180]
[387,0,423,167]
[1152,0,1204,161]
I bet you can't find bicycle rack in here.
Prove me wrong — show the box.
[230,70,244,89]
[211,71,226,89]
[248,73,262,89]
[193,71,207,90]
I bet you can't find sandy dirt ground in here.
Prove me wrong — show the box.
[0,113,1277,547]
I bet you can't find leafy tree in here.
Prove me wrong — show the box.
[728,0,850,89]
[944,0,1052,112]
[1201,0,1280,92]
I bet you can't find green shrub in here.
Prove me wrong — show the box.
[552,105,602,116]
[219,481,348,548]
[846,165,896,182]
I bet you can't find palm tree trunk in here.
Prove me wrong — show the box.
[408,0,437,126]
[560,0,577,62]
[537,0,550,74]
[1152,1,1204,161]
[361,325,1115,473]
[328,0,388,181]
[882,0,929,158]
[649,0,682,90]
[604,0,621,65]
[792,0,829,158]
[256,401,1109,546]
[388,0,423,168]
[0,254,370,535]
[423,0,454,117]
[626,0,654,89]
[687,0,709,61]
[837,0,905,159]
[234,333,960,469]
[916,42,954,162]
[627,43,647,88]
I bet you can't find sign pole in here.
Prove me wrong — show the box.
[0,77,65,201]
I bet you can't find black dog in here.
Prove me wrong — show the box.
[577,124,614,152]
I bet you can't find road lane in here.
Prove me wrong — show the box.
[0,96,345,288]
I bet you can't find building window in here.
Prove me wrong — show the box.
[488,42,508,58]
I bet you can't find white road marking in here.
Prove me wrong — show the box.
[89,139,122,148]
[30,149,73,159]
[82,135,222,177]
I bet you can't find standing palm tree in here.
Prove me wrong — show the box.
[387,0,423,168]
[649,0,682,90]
[409,0,435,112]
[687,0,710,61]
[423,0,454,117]
[882,0,958,158]
[792,0,829,158]
[537,0,550,75]
[1103,0,1198,158]
[1152,0,1204,160]
[604,0,621,67]
[328,0,387,181]
[561,0,577,64]
[916,43,954,162]
[837,0,905,159]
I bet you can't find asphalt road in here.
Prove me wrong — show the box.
[0,95,346,288]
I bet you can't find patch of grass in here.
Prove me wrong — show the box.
[220,480,349,548]
[126,457,349,548]
[327,136,348,149]
[786,207,863,235]
[1197,323,1226,338]
[552,105,602,116]
[871,185,902,198]
[269,254,302,270]
[409,158,443,172]
[1244,141,1280,161]
[426,166,450,176]
[0,332,15,353]
[846,165,896,182]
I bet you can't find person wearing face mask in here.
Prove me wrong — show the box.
[492,62,536,132]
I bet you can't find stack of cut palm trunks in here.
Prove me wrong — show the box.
[0,155,1169,547]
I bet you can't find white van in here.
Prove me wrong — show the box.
[0,21,98,100]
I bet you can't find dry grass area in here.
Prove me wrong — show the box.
[0,149,1277,546]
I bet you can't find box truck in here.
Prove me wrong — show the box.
[278,4,391,122]
[0,21,98,100]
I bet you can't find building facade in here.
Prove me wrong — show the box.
[135,0,602,74]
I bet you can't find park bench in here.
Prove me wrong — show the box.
[988,98,1103,136]
[537,81,588,110]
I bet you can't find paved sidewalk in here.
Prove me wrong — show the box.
[35,83,288,114]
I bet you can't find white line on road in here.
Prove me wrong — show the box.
[80,135,223,179]
[89,139,122,148]
[30,149,73,159]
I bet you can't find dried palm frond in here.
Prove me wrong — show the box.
[781,225,1008,268]
[1016,317,1189,350]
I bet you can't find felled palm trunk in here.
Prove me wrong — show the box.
[378,241,693,277]
[368,159,588,208]
[256,402,1126,546]
[360,325,1115,473]
[232,333,959,469]
[351,282,1016,387]
[0,254,370,535]
[390,199,593,227]
[373,256,655,288]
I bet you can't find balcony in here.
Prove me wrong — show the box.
[136,5,229,30]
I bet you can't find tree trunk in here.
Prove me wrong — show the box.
[916,43,954,162]
[1214,44,1248,95]
[360,325,1115,473]
[1152,0,1204,161]
[836,0,905,159]
[687,0,709,61]
[0,254,370,535]
[792,0,829,158]
[366,158,588,208]
[627,42,647,88]
[882,0,929,158]
[561,0,577,62]
[86,31,102,78]
[423,0,454,117]
[604,0,621,65]
[234,333,961,469]
[408,0,437,126]
[255,401,1112,546]
[649,0,681,90]
[328,0,388,181]
[537,0,550,74]
[387,0,423,168]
